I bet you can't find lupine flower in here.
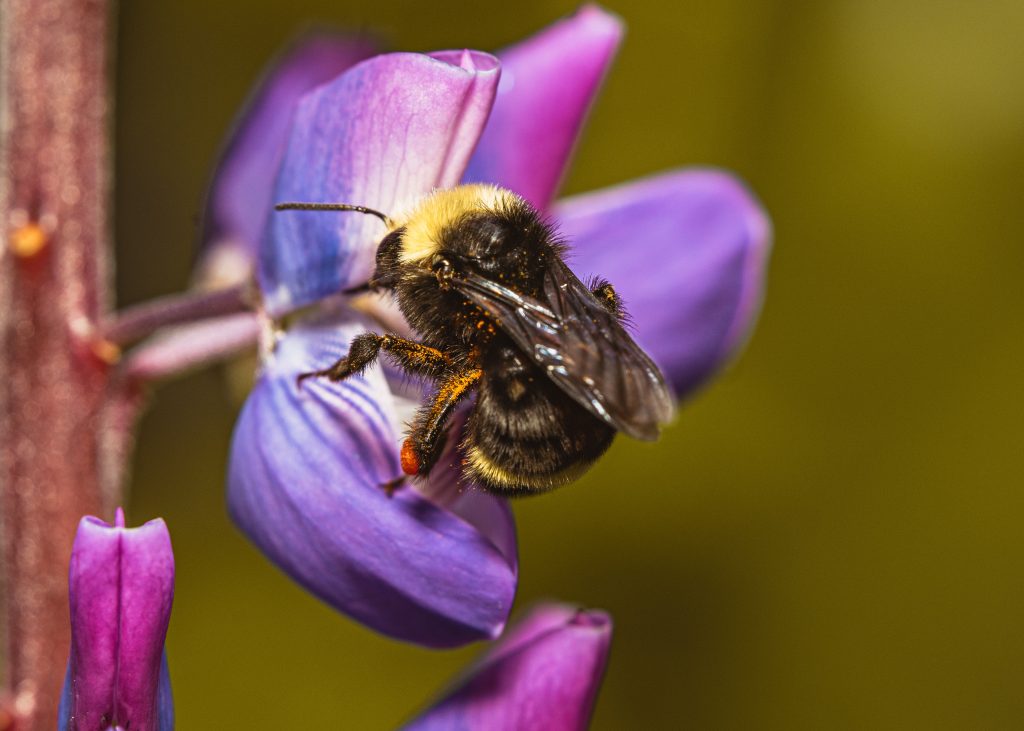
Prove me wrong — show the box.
[221,5,771,647]
[402,603,613,731]
[58,509,175,731]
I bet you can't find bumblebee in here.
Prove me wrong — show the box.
[277,185,675,495]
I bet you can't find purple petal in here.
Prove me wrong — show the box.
[403,603,612,731]
[199,33,377,280]
[227,310,516,647]
[462,4,623,210]
[260,51,500,316]
[554,169,772,398]
[59,510,175,731]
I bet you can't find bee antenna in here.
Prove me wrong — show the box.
[275,201,392,226]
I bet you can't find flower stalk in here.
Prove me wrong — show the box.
[0,0,113,728]
[101,283,254,346]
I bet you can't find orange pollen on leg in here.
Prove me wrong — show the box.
[400,438,420,476]
[9,223,48,258]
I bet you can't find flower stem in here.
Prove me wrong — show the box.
[120,311,261,383]
[0,0,113,728]
[102,282,254,345]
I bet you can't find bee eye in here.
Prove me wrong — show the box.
[430,253,452,272]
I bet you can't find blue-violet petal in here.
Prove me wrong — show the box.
[261,51,500,316]
[227,311,516,647]
[555,169,772,397]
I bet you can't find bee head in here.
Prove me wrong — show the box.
[443,207,556,293]
[384,186,558,296]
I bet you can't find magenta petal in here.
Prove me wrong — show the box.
[226,311,517,647]
[261,51,500,316]
[200,34,377,275]
[59,511,175,731]
[555,169,772,398]
[426,50,503,183]
[462,4,623,210]
[403,603,612,731]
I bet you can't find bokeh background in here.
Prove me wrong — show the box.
[116,1,1024,728]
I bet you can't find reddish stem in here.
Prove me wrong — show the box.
[0,0,112,728]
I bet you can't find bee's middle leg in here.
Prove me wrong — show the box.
[401,369,482,477]
[298,333,449,385]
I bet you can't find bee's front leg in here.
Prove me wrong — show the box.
[297,332,384,385]
[298,333,451,386]
[400,369,482,477]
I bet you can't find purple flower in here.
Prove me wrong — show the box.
[58,509,175,731]
[221,5,771,648]
[402,603,612,731]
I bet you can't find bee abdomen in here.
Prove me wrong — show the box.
[464,376,615,495]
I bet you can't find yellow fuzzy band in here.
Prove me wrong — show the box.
[395,185,518,264]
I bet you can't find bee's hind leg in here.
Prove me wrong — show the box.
[399,369,482,479]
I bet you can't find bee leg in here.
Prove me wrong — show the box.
[376,336,451,379]
[379,475,407,497]
[297,332,385,385]
[590,279,624,318]
[298,333,450,386]
[400,369,482,478]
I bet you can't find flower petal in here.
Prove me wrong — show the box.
[462,4,623,210]
[59,510,175,731]
[227,311,516,647]
[260,51,500,316]
[554,169,772,398]
[402,603,612,731]
[411,408,518,565]
[199,33,377,282]
[59,655,173,731]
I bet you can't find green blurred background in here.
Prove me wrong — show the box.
[116,0,1024,728]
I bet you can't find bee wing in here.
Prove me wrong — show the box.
[449,259,676,440]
